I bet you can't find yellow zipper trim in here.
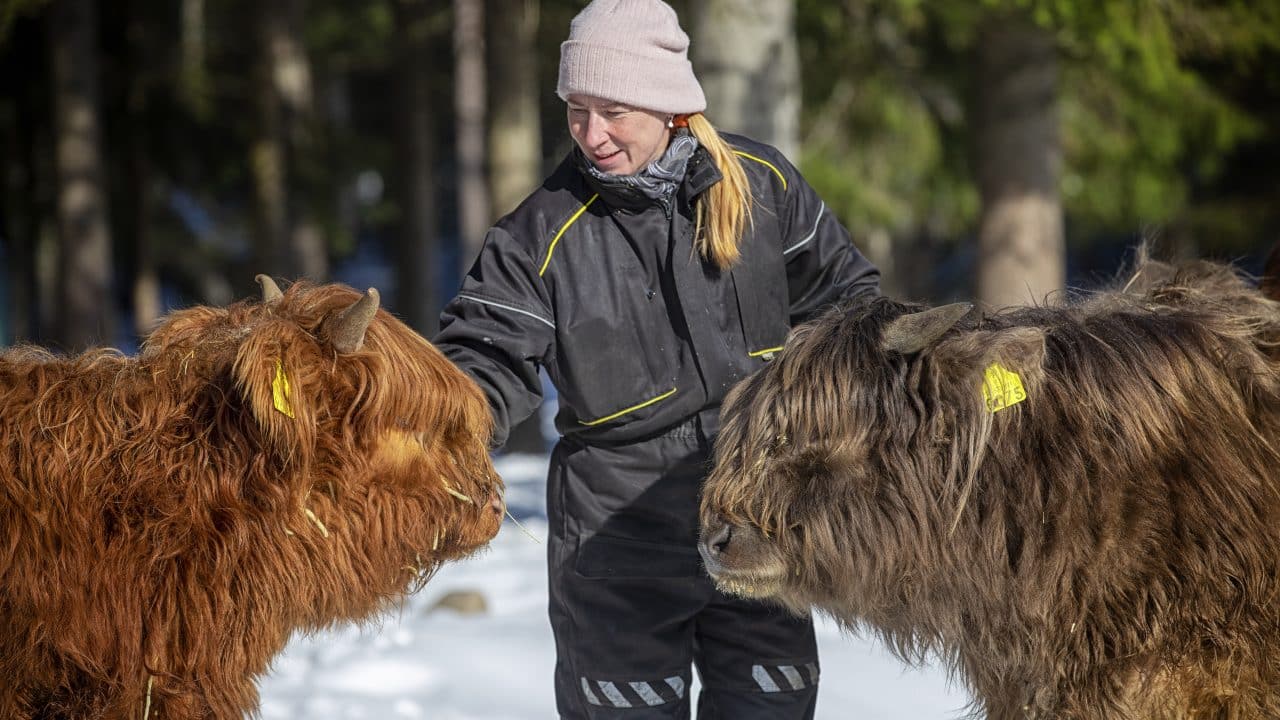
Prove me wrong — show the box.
[749,346,784,358]
[578,387,678,426]
[733,151,787,191]
[539,194,600,276]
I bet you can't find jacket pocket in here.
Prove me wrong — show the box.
[577,387,678,426]
[730,243,791,365]
[554,290,680,428]
[574,534,702,579]
[738,299,789,364]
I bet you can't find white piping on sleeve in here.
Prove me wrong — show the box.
[456,292,556,329]
[783,201,825,256]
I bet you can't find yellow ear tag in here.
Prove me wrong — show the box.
[982,363,1026,413]
[272,360,296,418]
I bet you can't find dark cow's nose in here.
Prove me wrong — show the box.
[489,491,504,516]
[699,517,734,567]
[705,523,733,556]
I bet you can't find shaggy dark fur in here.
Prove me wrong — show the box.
[0,281,503,719]
[699,254,1280,719]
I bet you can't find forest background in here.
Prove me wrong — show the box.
[2,0,1278,451]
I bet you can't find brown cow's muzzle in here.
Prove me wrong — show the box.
[439,470,506,552]
[698,513,787,598]
[475,482,506,535]
[484,486,506,528]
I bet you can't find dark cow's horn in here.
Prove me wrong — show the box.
[328,288,380,353]
[256,274,283,303]
[881,302,974,354]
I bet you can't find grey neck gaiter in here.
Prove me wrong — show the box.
[581,130,700,209]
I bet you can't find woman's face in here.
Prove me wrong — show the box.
[566,94,671,176]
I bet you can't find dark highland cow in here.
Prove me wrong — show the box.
[699,254,1280,719]
[0,277,504,719]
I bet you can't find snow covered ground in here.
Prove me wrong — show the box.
[258,454,971,719]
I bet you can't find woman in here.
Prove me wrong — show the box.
[435,1,880,717]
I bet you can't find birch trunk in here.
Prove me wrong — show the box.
[486,0,540,221]
[974,13,1065,309]
[692,0,800,159]
[454,0,490,276]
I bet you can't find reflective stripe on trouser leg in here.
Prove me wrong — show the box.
[751,662,820,692]
[581,676,687,708]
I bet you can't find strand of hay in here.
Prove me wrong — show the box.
[303,507,329,538]
[440,479,473,504]
[142,675,153,720]
[504,508,541,544]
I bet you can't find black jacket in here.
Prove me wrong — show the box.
[435,133,880,447]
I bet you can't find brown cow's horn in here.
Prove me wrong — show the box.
[256,274,284,303]
[328,288,380,353]
[881,302,974,354]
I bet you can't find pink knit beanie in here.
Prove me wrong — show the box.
[557,0,707,115]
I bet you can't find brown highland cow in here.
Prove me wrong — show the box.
[699,254,1280,719]
[0,277,504,719]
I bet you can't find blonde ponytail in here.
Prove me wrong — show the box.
[686,113,752,270]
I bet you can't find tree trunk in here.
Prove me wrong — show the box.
[49,0,114,349]
[454,0,489,277]
[974,13,1065,309]
[129,115,160,341]
[486,0,545,455]
[692,0,800,159]
[178,0,209,118]
[324,73,365,260]
[125,0,160,338]
[3,19,43,343]
[392,0,439,335]
[250,0,291,279]
[1,76,26,344]
[12,86,42,342]
[486,0,539,221]
[282,0,326,281]
[250,0,326,282]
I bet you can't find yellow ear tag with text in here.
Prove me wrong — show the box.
[982,363,1026,413]
[272,360,296,418]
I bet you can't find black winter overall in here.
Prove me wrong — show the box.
[435,134,880,719]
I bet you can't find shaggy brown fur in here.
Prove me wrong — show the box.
[0,280,503,719]
[699,254,1280,719]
